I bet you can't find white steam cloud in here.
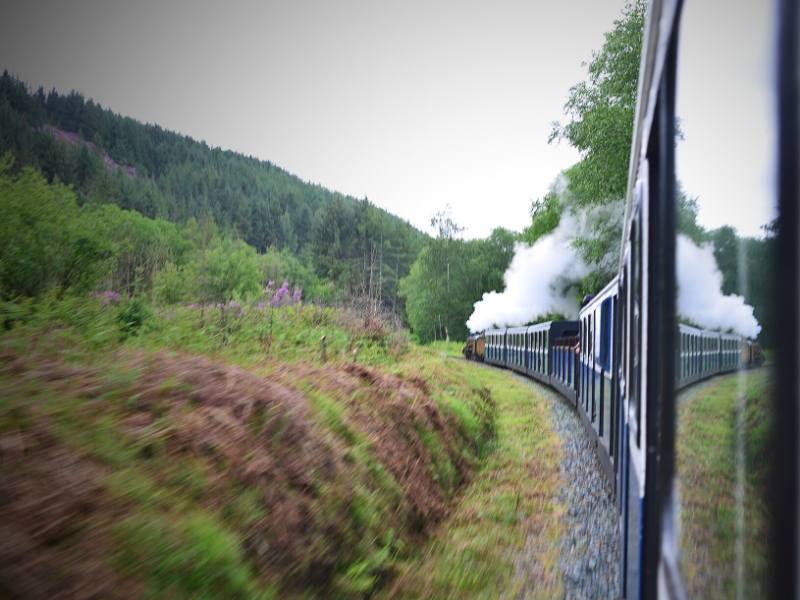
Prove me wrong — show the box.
[466,213,589,331]
[466,215,761,339]
[676,234,761,338]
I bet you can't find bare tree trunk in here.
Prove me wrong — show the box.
[394,253,400,315]
[377,233,383,317]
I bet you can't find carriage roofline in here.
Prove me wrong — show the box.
[579,275,620,314]
[677,322,754,342]
[481,319,580,336]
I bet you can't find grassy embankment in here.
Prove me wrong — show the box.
[383,343,564,599]
[677,369,772,598]
[0,298,561,598]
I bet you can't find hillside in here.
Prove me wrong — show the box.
[0,71,425,312]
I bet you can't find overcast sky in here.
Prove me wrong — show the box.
[676,0,775,238]
[0,0,775,238]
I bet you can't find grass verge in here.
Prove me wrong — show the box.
[677,368,772,598]
[383,349,564,599]
[0,300,495,599]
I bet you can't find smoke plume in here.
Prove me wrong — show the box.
[676,234,761,338]
[466,213,761,339]
[466,213,590,331]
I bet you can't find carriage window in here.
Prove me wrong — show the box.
[599,298,612,370]
[631,202,642,448]
[674,1,777,594]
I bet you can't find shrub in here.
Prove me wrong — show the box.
[115,512,273,599]
[117,298,153,338]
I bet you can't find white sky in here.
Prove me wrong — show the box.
[0,0,775,239]
[676,0,776,238]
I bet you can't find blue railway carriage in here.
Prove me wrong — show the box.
[578,277,620,484]
[524,321,579,385]
[550,333,580,404]
[525,322,550,384]
[677,325,744,389]
[506,326,528,374]
[719,332,742,373]
[678,324,706,387]
[484,328,506,366]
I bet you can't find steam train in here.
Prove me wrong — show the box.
[460,0,790,596]
[463,274,763,478]
[464,282,763,597]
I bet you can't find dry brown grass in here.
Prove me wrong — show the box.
[0,331,494,597]
[0,420,143,599]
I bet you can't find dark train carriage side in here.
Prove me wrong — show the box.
[506,326,528,374]
[550,330,580,404]
[676,323,721,388]
[484,328,506,367]
[525,321,579,386]
[676,326,763,390]
[719,332,741,373]
[578,278,621,487]
[616,0,683,595]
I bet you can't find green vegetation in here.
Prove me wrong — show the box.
[0,160,332,305]
[115,512,274,600]
[0,72,424,312]
[384,346,563,599]
[0,148,520,596]
[677,369,772,598]
[0,295,501,598]
[550,1,645,207]
[0,155,496,598]
[400,219,516,342]
[0,160,562,595]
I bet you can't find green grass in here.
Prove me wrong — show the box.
[677,368,773,598]
[130,302,411,368]
[0,298,499,598]
[384,361,563,599]
[1,295,410,369]
[115,511,275,600]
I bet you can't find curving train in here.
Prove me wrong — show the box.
[460,0,780,595]
[464,274,763,479]
[464,275,762,595]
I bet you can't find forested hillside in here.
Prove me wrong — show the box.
[0,71,424,311]
[0,142,512,598]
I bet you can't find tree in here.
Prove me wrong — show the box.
[676,188,707,243]
[549,0,646,205]
[530,1,645,298]
[196,237,261,305]
[709,226,739,295]
[428,206,464,341]
[520,191,562,245]
[400,224,514,343]
[0,71,427,310]
[0,158,108,299]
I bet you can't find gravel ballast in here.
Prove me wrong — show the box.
[515,375,620,599]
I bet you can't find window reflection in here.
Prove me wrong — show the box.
[674,1,775,596]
